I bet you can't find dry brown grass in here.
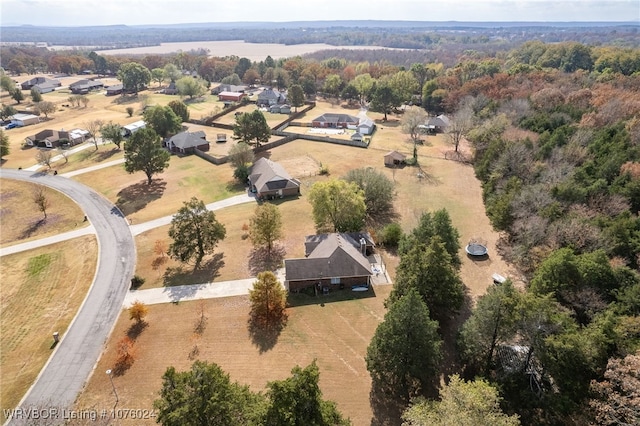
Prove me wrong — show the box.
[75,285,392,425]
[0,179,88,246]
[72,155,245,223]
[0,236,98,419]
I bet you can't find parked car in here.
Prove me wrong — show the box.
[4,122,19,130]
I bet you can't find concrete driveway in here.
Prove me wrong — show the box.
[0,169,136,424]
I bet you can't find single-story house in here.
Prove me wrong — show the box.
[248,157,301,200]
[121,120,146,137]
[218,91,245,102]
[166,131,208,154]
[211,84,248,95]
[269,104,291,114]
[11,113,40,127]
[25,128,89,148]
[424,115,450,133]
[312,113,359,129]
[163,81,178,95]
[69,79,104,94]
[357,116,376,135]
[105,84,123,96]
[257,88,286,106]
[384,150,407,167]
[21,76,61,91]
[284,233,373,292]
[32,81,59,94]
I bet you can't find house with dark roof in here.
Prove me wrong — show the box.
[21,76,61,91]
[25,128,89,148]
[284,233,373,292]
[312,113,359,129]
[248,157,300,200]
[105,84,124,96]
[69,79,104,94]
[166,131,208,154]
[163,81,178,95]
[425,115,450,133]
[257,88,286,106]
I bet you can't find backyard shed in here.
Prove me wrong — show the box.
[384,150,406,167]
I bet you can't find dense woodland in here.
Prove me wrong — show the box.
[2,25,640,425]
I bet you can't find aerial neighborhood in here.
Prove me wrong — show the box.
[1,16,639,426]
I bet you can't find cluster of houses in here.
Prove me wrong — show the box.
[25,128,91,148]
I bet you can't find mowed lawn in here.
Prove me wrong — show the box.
[0,236,98,420]
[75,285,392,426]
[0,179,89,247]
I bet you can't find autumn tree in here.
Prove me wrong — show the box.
[168,197,226,269]
[249,203,283,256]
[0,129,9,159]
[124,127,171,185]
[366,288,442,401]
[402,375,520,426]
[265,361,350,426]
[100,122,124,149]
[308,179,366,233]
[589,351,640,426]
[232,110,271,147]
[448,104,474,153]
[128,300,149,324]
[249,271,287,329]
[32,185,50,220]
[143,105,182,138]
[114,336,136,373]
[343,167,395,222]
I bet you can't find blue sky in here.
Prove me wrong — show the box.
[1,0,638,26]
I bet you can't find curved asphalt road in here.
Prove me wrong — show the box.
[0,169,136,423]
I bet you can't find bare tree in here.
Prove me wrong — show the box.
[32,185,50,220]
[35,149,54,169]
[448,106,474,153]
[401,107,429,147]
[57,146,69,163]
[33,101,56,119]
[83,119,104,150]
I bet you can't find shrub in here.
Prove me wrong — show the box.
[130,275,145,289]
[379,223,404,247]
[126,106,134,117]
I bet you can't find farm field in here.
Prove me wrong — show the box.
[98,40,393,61]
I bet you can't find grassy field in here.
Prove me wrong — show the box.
[0,179,88,247]
[72,154,246,223]
[0,236,98,419]
[75,285,392,425]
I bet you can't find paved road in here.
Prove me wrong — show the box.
[0,169,136,424]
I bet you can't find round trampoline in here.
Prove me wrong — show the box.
[465,238,488,257]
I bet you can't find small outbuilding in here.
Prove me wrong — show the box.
[384,150,406,167]
[218,91,245,102]
[121,120,146,137]
[11,113,40,127]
